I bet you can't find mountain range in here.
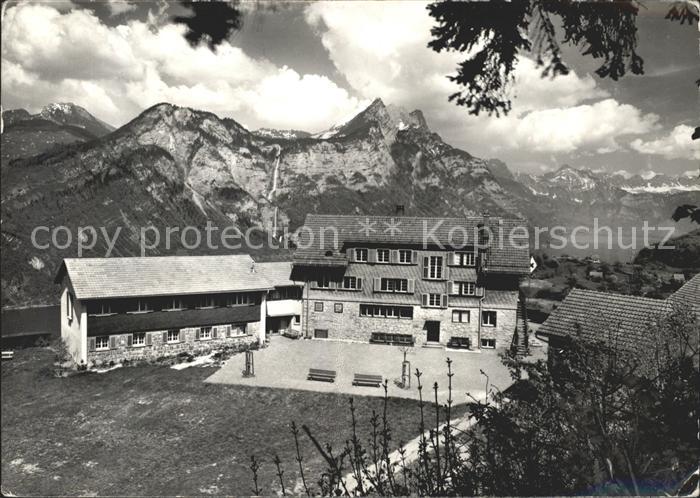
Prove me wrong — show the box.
[1,99,698,306]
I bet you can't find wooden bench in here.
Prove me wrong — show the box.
[352,373,383,387]
[2,351,14,360]
[307,368,336,383]
[447,337,471,350]
[369,333,415,346]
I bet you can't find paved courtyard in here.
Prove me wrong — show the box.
[206,337,546,402]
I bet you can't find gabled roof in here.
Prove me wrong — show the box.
[255,261,302,287]
[293,214,530,274]
[55,255,274,300]
[669,273,699,315]
[537,289,670,354]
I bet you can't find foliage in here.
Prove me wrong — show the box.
[263,305,699,495]
[427,0,645,115]
[174,1,243,48]
[671,205,700,225]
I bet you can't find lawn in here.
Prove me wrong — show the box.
[1,347,448,496]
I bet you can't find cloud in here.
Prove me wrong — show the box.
[304,1,656,159]
[0,2,364,132]
[106,0,137,17]
[630,125,700,160]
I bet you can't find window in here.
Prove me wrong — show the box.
[197,296,216,309]
[130,299,153,313]
[359,304,413,319]
[380,278,409,293]
[66,293,74,321]
[454,252,475,267]
[376,249,390,263]
[228,293,251,306]
[341,276,361,290]
[229,324,247,336]
[354,248,368,262]
[428,293,442,307]
[482,311,497,327]
[270,287,301,300]
[199,326,212,340]
[481,338,496,349]
[132,332,146,347]
[164,297,184,311]
[454,282,476,296]
[314,302,324,312]
[452,310,470,323]
[293,315,301,324]
[316,275,332,289]
[167,329,180,343]
[95,336,109,351]
[89,302,113,316]
[398,249,412,264]
[424,256,444,279]
[314,329,329,339]
[334,303,343,313]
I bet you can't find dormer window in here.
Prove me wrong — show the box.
[354,248,368,262]
[317,275,332,289]
[376,249,390,263]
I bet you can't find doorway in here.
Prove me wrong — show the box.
[425,321,440,343]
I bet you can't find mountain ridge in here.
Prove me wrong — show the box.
[2,99,698,307]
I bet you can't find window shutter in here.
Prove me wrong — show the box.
[407,279,415,294]
[442,259,449,280]
[411,250,418,264]
[162,331,168,343]
[373,277,381,292]
[212,327,218,339]
[179,329,185,342]
[226,325,231,338]
[109,336,117,349]
[452,252,459,266]
[195,328,200,340]
[446,281,453,295]
[356,277,363,290]
[88,337,96,352]
[441,294,449,308]
[347,248,356,262]
[368,249,376,263]
[127,334,133,347]
[421,293,428,306]
[422,256,429,278]
[390,250,399,263]
[146,333,152,346]
[476,286,484,297]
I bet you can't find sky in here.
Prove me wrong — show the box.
[1,0,698,176]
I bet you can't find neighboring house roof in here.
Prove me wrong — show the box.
[669,273,700,315]
[482,290,519,309]
[255,261,302,287]
[292,214,530,274]
[537,289,670,354]
[55,255,274,300]
[1,305,60,338]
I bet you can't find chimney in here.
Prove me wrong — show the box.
[395,204,405,216]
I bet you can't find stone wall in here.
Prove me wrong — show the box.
[87,322,259,366]
[304,298,514,350]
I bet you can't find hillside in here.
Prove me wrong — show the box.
[634,228,700,268]
[1,103,115,165]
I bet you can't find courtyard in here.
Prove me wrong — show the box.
[207,336,545,403]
